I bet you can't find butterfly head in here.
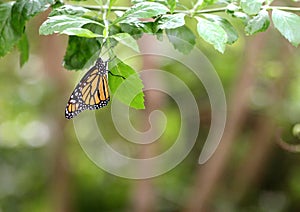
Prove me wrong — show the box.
[95,58,108,71]
[96,58,104,64]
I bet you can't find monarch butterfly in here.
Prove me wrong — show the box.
[65,57,123,119]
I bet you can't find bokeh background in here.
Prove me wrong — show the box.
[1,0,300,211]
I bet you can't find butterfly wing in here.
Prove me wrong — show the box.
[65,66,110,119]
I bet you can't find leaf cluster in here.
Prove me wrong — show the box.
[0,0,56,65]
[1,0,300,65]
[0,0,300,109]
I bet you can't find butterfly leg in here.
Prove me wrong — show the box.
[108,71,125,79]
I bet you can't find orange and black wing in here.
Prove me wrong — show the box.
[65,66,110,119]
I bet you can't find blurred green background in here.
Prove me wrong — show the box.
[1,1,300,212]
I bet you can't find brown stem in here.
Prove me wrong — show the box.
[130,35,165,212]
[38,10,72,212]
[232,116,276,201]
[183,33,268,212]
[232,39,296,201]
[276,132,300,153]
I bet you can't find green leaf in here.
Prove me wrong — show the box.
[109,58,145,109]
[245,10,270,35]
[167,0,177,13]
[17,33,29,67]
[140,21,159,34]
[193,0,204,11]
[111,33,140,52]
[0,0,54,57]
[49,5,90,16]
[12,0,55,35]
[120,23,144,39]
[196,17,228,53]
[166,25,196,54]
[12,0,55,21]
[203,14,238,44]
[204,0,217,4]
[109,0,118,10]
[226,3,239,13]
[61,28,103,38]
[272,9,300,47]
[0,2,17,57]
[240,0,264,15]
[39,15,103,36]
[52,0,64,8]
[122,20,159,34]
[158,13,185,29]
[109,24,122,35]
[114,2,169,24]
[156,29,164,41]
[231,11,250,24]
[64,36,102,70]
[131,0,144,4]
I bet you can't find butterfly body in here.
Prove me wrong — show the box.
[65,58,110,119]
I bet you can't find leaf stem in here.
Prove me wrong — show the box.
[82,5,129,11]
[264,5,300,12]
[102,1,110,41]
[192,7,229,15]
[81,4,300,14]
[83,4,228,14]
[190,0,204,16]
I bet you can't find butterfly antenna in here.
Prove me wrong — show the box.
[100,40,109,57]
[107,55,116,63]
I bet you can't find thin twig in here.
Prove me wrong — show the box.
[275,129,300,153]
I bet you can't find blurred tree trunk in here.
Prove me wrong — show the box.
[131,35,164,212]
[38,11,72,212]
[233,116,275,200]
[183,33,268,212]
[232,40,295,201]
